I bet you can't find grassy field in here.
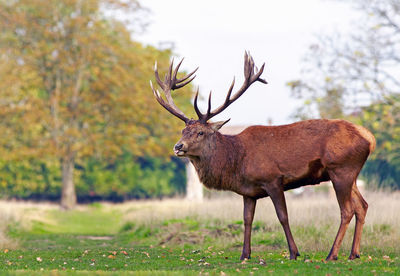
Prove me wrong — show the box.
[0,191,399,275]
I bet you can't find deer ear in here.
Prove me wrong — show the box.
[210,119,230,131]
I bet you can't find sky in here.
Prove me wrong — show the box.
[137,0,356,126]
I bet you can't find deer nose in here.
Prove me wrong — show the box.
[174,143,184,151]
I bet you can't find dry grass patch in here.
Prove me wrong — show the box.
[0,190,398,255]
[121,191,400,254]
[0,200,62,248]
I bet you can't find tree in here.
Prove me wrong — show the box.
[0,0,193,208]
[288,0,400,188]
[357,94,400,189]
[288,0,400,119]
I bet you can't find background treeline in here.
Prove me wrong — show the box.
[0,155,186,201]
[0,0,399,207]
[288,0,400,190]
[0,0,194,207]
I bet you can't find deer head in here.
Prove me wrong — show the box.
[150,52,267,158]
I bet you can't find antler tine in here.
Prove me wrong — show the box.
[247,51,267,84]
[169,58,198,89]
[205,91,212,118]
[194,87,203,119]
[174,73,197,89]
[150,80,164,105]
[198,51,267,122]
[165,58,174,83]
[151,81,172,112]
[223,77,235,105]
[150,80,189,123]
[244,51,256,81]
[151,58,199,124]
[154,62,165,89]
[162,58,176,105]
[194,89,214,122]
[254,63,267,84]
[243,51,251,81]
[172,58,183,84]
[177,66,198,83]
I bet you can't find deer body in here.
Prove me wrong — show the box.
[190,119,373,197]
[151,53,375,261]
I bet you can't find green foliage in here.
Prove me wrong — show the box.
[288,0,400,190]
[0,0,194,206]
[78,155,186,200]
[0,159,61,200]
[287,80,345,120]
[0,154,187,200]
[357,95,400,189]
[288,0,400,121]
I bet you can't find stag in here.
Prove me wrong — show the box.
[150,52,375,261]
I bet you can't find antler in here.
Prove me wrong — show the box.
[194,51,267,123]
[150,58,198,123]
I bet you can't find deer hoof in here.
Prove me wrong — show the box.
[349,253,360,260]
[290,252,300,260]
[326,255,338,261]
[240,254,251,260]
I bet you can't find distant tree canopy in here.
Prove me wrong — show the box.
[0,0,194,206]
[358,94,400,189]
[288,0,400,189]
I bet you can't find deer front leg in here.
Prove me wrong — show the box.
[240,196,257,260]
[265,185,300,260]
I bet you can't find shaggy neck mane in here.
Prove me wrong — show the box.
[189,133,244,191]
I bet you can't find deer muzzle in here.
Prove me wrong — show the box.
[174,143,186,156]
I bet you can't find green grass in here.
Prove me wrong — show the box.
[2,247,399,275]
[30,208,122,235]
[0,197,399,275]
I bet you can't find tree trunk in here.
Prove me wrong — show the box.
[60,155,77,209]
[186,162,203,201]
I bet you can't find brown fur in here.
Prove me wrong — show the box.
[175,119,375,260]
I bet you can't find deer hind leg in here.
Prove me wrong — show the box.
[326,168,356,261]
[349,184,368,260]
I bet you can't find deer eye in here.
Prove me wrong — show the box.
[197,131,204,136]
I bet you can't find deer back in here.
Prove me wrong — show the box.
[237,119,375,186]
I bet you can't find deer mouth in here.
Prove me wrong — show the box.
[174,149,187,156]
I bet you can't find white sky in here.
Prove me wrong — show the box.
[137,0,355,125]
